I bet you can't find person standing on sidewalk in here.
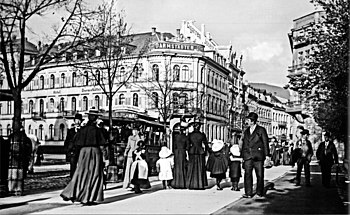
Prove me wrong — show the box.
[64,113,83,178]
[60,108,109,206]
[316,131,339,188]
[171,122,189,189]
[156,146,174,189]
[186,121,209,190]
[295,129,313,187]
[241,112,270,198]
[123,126,142,189]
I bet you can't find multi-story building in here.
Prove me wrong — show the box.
[0,21,243,149]
[287,10,324,143]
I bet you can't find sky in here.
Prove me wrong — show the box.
[28,0,316,87]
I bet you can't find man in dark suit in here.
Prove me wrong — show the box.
[316,132,338,187]
[241,112,270,198]
[295,129,313,186]
[64,113,83,177]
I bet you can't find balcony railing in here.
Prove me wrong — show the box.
[31,112,46,119]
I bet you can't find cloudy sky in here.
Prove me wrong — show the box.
[28,0,316,87]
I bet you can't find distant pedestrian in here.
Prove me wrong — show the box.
[316,132,339,187]
[241,112,270,198]
[27,134,40,174]
[123,126,142,189]
[186,122,209,190]
[60,108,109,205]
[130,140,150,194]
[228,136,242,191]
[206,139,229,190]
[64,113,83,178]
[171,122,189,189]
[295,129,313,187]
[156,146,174,189]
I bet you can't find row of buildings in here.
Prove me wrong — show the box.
[0,15,319,148]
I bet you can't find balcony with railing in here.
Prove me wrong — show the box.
[31,112,46,120]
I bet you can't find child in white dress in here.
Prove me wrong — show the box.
[156,146,174,189]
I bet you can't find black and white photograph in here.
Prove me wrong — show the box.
[0,0,348,214]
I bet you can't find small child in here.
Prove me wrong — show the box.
[228,138,242,191]
[156,146,174,189]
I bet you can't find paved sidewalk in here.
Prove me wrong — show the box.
[0,165,292,214]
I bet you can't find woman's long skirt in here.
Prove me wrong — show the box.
[60,147,104,204]
[123,156,133,189]
[186,154,208,189]
[171,149,187,189]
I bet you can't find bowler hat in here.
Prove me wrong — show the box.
[86,107,102,116]
[300,129,309,135]
[246,112,258,121]
[74,113,83,121]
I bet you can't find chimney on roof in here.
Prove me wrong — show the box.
[151,27,156,35]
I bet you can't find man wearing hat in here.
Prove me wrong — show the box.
[295,129,313,186]
[64,113,83,177]
[316,132,339,187]
[241,112,270,198]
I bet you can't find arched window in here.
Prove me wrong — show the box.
[201,67,205,84]
[132,66,139,82]
[173,93,179,109]
[83,96,88,111]
[173,65,180,81]
[39,124,43,140]
[71,97,76,112]
[182,65,189,81]
[29,100,34,114]
[59,124,65,140]
[49,98,54,112]
[133,93,138,106]
[40,75,45,89]
[120,67,125,82]
[7,124,11,136]
[49,124,54,140]
[152,64,159,81]
[60,98,65,112]
[84,71,89,86]
[72,72,76,87]
[50,74,55,88]
[95,95,100,110]
[61,73,65,87]
[119,94,125,105]
[39,99,44,115]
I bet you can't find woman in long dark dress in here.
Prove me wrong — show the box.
[60,109,108,205]
[171,124,189,189]
[186,122,209,190]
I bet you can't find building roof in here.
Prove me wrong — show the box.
[249,83,290,100]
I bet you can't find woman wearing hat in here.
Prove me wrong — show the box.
[60,108,108,205]
[206,139,229,190]
[171,122,189,189]
[156,146,174,189]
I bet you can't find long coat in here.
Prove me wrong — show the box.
[172,133,189,188]
[242,125,269,161]
[316,141,338,166]
[186,130,209,189]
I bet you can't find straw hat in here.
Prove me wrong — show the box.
[211,139,224,152]
[159,146,172,158]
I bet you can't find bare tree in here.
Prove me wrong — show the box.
[72,1,149,159]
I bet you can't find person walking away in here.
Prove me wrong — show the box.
[171,122,189,189]
[295,129,313,187]
[206,139,229,190]
[186,122,209,190]
[156,146,174,189]
[64,113,83,178]
[130,140,150,193]
[316,131,339,187]
[60,108,109,205]
[123,126,142,189]
[228,136,242,191]
[241,112,270,198]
